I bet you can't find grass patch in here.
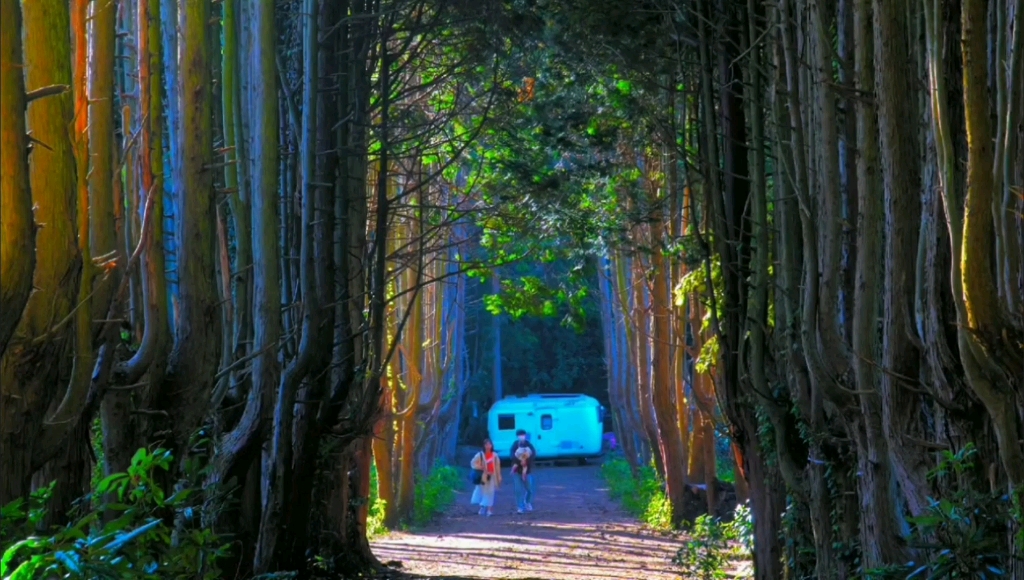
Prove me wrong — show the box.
[601,458,673,530]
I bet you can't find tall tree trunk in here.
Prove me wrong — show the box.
[851,0,909,567]
[0,0,79,505]
[159,0,220,455]
[285,0,338,563]
[255,0,321,570]
[110,0,171,468]
[491,271,503,401]
[0,0,35,359]
[207,1,281,573]
[957,0,1024,490]
[873,0,931,520]
[649,205,688,524]
[632,258,663,477]
[36,0,96,515]
[221,0,252,403]
[87,0,119,326]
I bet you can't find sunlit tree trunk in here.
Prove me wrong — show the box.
[648,186,688,524]
[958,0,1024,489]
[632,257,663,477]
[31,0,96,521]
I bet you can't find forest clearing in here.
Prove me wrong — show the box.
[1,0,1022,578]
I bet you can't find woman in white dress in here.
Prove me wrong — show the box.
[470,438,502,516]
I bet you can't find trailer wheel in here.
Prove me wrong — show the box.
[577,458,588,466]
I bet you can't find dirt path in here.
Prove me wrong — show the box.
[371,464,682,580]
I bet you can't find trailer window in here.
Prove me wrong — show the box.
[498,414,516,430]
[541,414,553,430]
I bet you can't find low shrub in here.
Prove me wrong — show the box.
[366,461,387,540]
[673,514,732,580]
[904,444,1016,580]
[601,458,673,530]
[411,464,461,527]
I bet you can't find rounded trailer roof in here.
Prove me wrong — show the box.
[490,393,601,410]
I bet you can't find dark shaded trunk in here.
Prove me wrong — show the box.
[158,0,220,456]
[254,0,323,570]
[284,1,339,566]
[743,426,785,580]
[873,0,930,520]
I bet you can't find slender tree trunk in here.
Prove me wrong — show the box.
[492,271,503,400]
[221,0,252,401]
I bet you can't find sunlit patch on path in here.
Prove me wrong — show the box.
[372,465,682,579]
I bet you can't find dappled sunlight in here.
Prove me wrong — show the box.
[371,465,683,579]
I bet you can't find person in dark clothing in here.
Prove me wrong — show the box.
[509,429,536,513]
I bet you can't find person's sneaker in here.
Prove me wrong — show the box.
[478,507,486,516]
[517,508,524,514]
[486,510,493,517]
[525,503,533,512]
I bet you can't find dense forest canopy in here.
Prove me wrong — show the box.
[0,0,1022,578]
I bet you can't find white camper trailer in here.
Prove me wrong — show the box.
[487,394,605,461]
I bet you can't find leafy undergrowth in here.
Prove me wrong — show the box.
[602,458,756,579]
[0,448,230,580]
[366,462,461,539]
[673,505,754,580]
[367,463,388,540]
[601,458,673,530]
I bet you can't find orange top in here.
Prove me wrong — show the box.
[484,451,496,474]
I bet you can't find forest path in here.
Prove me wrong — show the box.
[371,464,681,580]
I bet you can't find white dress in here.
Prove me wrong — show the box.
[470,451,500,507]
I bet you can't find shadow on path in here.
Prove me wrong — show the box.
[371,465,681,580]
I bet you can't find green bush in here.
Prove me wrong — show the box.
[364,462,460,536]
[731,501,754,558]
[412,464,461,527]
[672,508,752,580]
[601,458,673,530]
[0,448,228,580]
